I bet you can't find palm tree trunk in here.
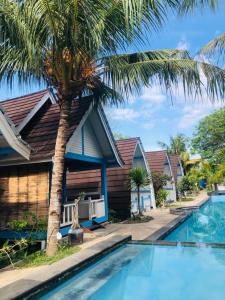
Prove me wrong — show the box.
[46,96,71,256]
[137,186,141,216]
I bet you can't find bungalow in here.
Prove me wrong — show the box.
[67,138,156,219]
[169,154,184,184]
[145,150,177,202]
[0,90,123,238]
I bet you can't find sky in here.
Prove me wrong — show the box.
[0,3,225,152]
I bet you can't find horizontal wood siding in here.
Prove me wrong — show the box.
[66,126,82,155]
[83,119,102,158]
[0,164,50,227]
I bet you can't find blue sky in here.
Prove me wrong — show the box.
[0,4,225,151]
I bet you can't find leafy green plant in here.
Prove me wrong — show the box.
[177,176,194,199]
[156,189,169,207]
[0,239,28,268]
[7,212,47,232]
[129,167,151,216]
[109,209,122,223]
[151,172,171,196]
[7,220,29,231]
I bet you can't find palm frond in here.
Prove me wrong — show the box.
[179,0,218,14]
[200,33,225,58]
[102,50,225,100]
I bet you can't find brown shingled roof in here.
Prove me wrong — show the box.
[1,91,93,162]
[22,97,92,161]
[145,150,168,174]
[169,154,181,183]
[1,90,48,127]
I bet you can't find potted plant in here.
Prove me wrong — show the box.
[68,192,85,245]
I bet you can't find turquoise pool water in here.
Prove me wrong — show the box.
[39,243,225,300]
[165,195,225,243]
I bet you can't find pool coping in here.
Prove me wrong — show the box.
[128,239,225,249]
[145,196,209,241]
[0,234,131,300]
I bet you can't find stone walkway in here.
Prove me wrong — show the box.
[0,191,208,295]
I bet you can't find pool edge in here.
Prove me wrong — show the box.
[145,196,210,241]
[0,235,131,300]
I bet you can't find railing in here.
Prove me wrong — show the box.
[61,202,75,227]
[60,196,105,227]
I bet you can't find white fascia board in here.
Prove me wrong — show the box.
[178,158,185,176]
[0,110,30,160]
[97,105,123,167]
[165,152,176,185]
[18,91,56,133]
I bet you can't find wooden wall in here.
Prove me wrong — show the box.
[0,164,50,227]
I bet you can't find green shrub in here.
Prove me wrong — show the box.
[156,189,169,207]
[178,176,194,198]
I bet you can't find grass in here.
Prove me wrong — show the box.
[166,197,195,208]
[17,245,80,268]
[123,215,153,224]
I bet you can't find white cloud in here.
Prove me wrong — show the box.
[177,38,190,50]
[140,86,166,103]
[109,108,140,121]
[178,101,224,129]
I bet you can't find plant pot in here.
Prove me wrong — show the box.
[68,228,84,245]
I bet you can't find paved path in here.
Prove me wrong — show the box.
[0,191,208,294]
[94,191,208,240]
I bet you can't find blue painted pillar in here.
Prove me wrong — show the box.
[101,162,108,220]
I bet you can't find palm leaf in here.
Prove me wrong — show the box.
[200,33,225,58]
[102,50,225,100]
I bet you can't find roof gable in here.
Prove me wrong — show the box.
[1,90,51,128]
[0,107,30,161]
[145,150,168,174]
[169,154,183,182]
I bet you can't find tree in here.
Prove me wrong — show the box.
[129,167,150,216]
[192,109,225,164]
[187,160,225,191]
[201,33,225,62]
[158,134,189,155]
[151,172,171,196]
[113,132,130,140]
[177,176,194,198]
[1,0,225,255]
[158,134,190,172]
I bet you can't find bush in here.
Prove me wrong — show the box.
[156,189,169,207]
[177,176,194,198]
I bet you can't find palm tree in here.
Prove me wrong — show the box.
[129,167,150,216]
[158,134,188,155]
[158,134,190,172]
[1,0,225,255]
[201,33,225,59]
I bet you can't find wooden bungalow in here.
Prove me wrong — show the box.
[145,150,177,202]
[0,90,123,238]
[67,138,156,219]
[169,154,184,184]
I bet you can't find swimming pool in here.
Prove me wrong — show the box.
[38,242,225,300]
[164,194,225,243]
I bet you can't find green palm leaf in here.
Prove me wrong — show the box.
[200,33,225,58]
